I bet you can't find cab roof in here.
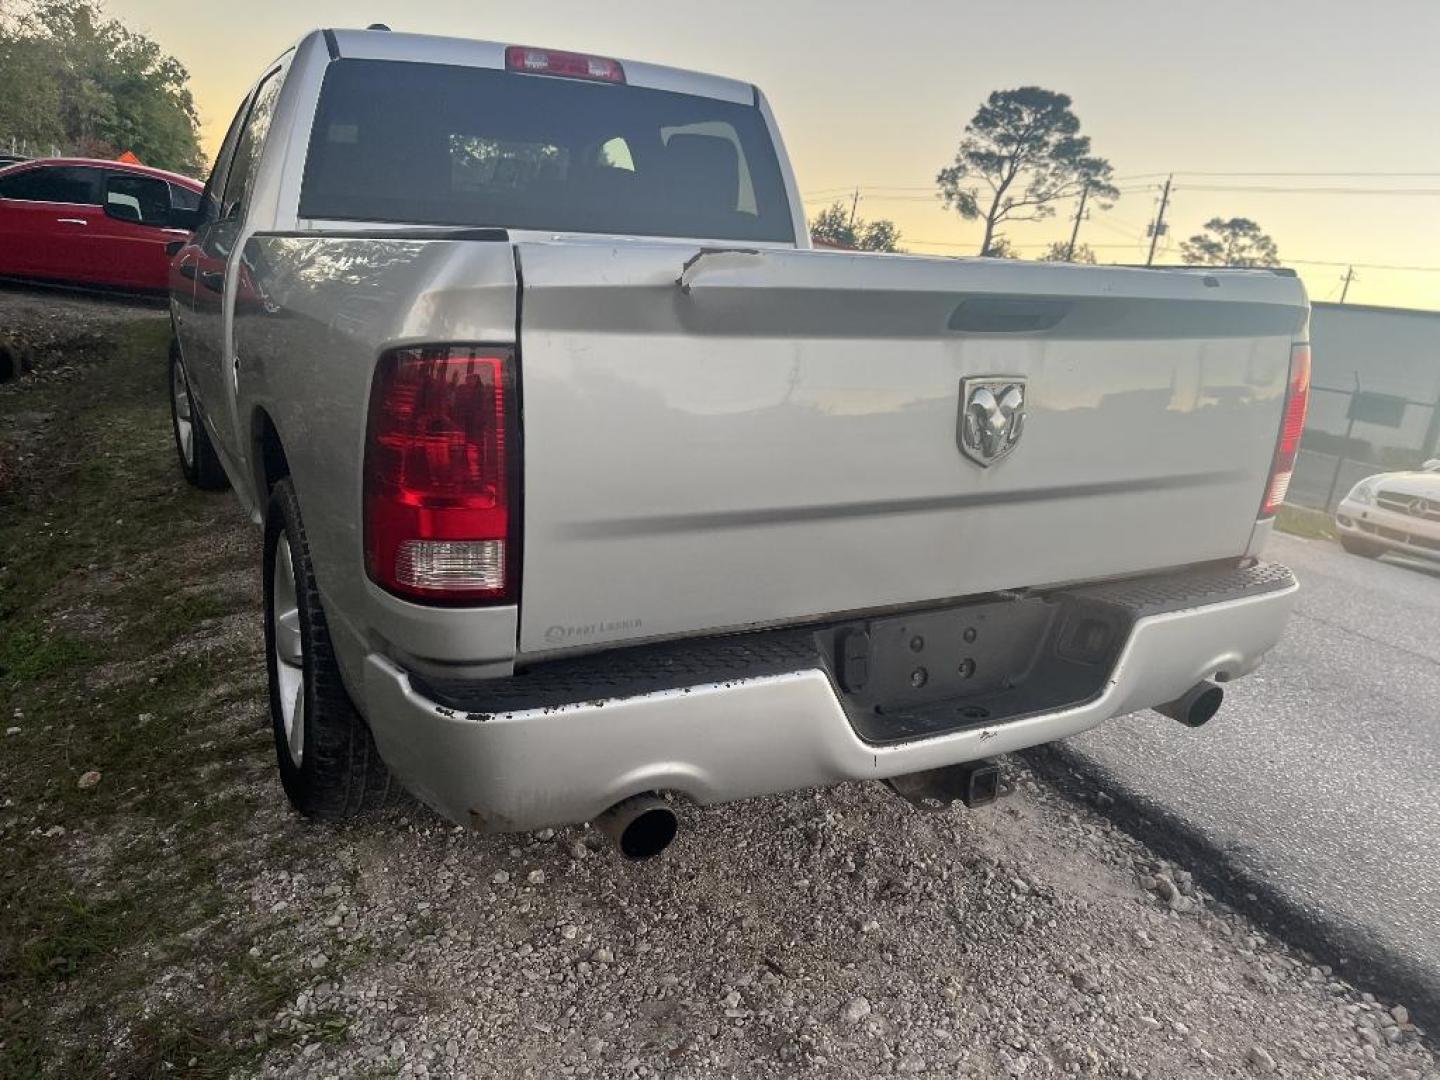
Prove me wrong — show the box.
[319,28,756,107]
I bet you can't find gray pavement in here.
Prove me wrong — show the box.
[1062,530,1440,1022]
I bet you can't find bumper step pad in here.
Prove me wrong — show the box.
[414,561,1295,741]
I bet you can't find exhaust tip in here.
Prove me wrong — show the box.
[594,795,678,860]
[1156,680,1224,728]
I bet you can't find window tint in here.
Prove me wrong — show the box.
[451,135,569,195]
[105,172,171,226]
[0,165,102,204]
[662,122,758,214]
[300,60,794,243]
[170,184,201,212]
[199,93,255,224]
[220,68,283,220]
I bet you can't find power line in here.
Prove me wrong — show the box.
[876,241,1440,274]
[1087,215,1148,242]
[901,239,1143,250]
[1282,257,1440,273]
[806,174,1440,200]
[801,184,1156,206]
[1168,170,1440,178]
[1176,184,1440,196]
[801,181,1440,273]
[802,185,933,195]
[805,171,1440,202]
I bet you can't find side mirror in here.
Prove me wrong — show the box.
[167,206,202,232]
[104,199,143,224]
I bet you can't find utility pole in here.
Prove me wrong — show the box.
[1145,174,1173,267]
[848,187,861,228]
[1065,181,1090,261]
[1339,265,1356,303]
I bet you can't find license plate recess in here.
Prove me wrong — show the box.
[817,593,1128,744]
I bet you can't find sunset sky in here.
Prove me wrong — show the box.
[110,0,1440,311]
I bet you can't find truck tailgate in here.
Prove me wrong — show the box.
[514,241,1306,655]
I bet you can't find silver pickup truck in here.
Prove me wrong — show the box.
[168,27,1309,857]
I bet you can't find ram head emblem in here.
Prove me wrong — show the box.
[958,377,1027,467]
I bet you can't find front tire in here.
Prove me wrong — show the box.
[1339,534,1385,558]
[169,340,228,490]
[264,477,395,821]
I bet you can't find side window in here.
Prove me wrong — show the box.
[0,165,102,205]
[221,69,283,221]
[105,173,172,226]
[170,184,201,213]
[199,92,255,225]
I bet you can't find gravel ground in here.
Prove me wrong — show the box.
[246,778,1438,1080]
[2,291,1437,1078]
[0,282,164,396]
[0,282,163,348]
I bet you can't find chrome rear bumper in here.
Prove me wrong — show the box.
[360,564,1298,831]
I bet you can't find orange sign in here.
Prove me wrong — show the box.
[116,150,140,164]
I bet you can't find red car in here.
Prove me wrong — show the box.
[0,158,203,293]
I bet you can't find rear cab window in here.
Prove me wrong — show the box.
[298,59,794,243]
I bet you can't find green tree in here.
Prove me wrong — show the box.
[809,200,903,252]
[1180,217,1280,267]
[0,0,202,173]
[1039,240,1097,263]
[0,0,62,150]
[937,87,1118,257]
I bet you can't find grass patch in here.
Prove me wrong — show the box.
[0,622,94,681]
[1274,502,1337,541]
[0,313,326,1077]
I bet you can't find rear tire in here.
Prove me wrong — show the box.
[264,477,395,821]
[169,339,228,491]
[1339,534,1385,558]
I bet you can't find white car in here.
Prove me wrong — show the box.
[1334,460,1440,560]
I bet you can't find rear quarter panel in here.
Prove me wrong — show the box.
[233,236,521,683]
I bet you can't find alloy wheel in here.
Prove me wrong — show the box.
[271,532,305,767]
[171,359,195,468]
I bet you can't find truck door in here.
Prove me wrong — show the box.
[94,171,189,291]
[0,164,105,283]
[184,66,284,464]
[173,89,252,412]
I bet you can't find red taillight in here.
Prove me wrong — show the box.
[364,346,515,604]
[1260,343,1311,518]
[504,45,625,83]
